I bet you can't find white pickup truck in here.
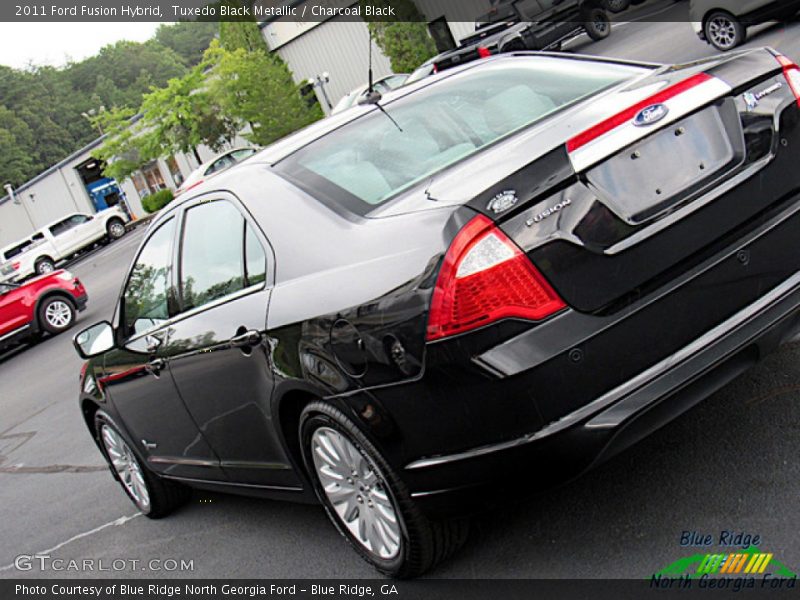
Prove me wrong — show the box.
[0,206,129,282]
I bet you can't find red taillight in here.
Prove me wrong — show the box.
[567,72,713,153]
[477,46,492,59]
[426,215,566,341]
[776,54,800,107]
[11,262,20,270]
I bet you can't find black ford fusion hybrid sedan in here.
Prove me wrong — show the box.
[74,49,800,577]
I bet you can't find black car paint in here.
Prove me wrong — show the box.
[79,50,800,517]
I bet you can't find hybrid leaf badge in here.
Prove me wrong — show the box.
[487,190,519,214]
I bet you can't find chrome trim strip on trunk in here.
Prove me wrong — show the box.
[406,268,800,471]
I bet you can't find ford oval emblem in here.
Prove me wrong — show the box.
[633,104,669,127]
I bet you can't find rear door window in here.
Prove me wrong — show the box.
[178,200,267,312]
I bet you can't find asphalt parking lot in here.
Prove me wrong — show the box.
[1,2,799,580]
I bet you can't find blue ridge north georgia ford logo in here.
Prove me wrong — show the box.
[633,103,670,127]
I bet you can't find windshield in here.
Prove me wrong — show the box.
[276,57,644,216]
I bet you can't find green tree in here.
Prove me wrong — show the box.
[155,21,219,66]
[219,2,267,52]
[204,40,322,147]
[0,107,36,186]
[360,0,436,73]
[90,107,147,182]
[138,65,239,164]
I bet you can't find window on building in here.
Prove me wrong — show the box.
[132,162,168,197]
[166,156,184,187]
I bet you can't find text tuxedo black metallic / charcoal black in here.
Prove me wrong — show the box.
[74,49,800,577]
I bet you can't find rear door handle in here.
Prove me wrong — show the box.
[146,358,166,375]
[230,330,262,348]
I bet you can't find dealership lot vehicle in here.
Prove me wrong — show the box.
[409,0,612,82]
[690,0,800,51]
[0,207,129,280]
[332,74,409,114]
[0,270,87,350]
[73,48,800,578]
[174,147,258,196]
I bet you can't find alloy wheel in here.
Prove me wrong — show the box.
[37,261,54,274]
[109,222,125,238]
[100,424,151,510]
[708,16,737,50]
[44,300,72,329]
[310,426,402,560]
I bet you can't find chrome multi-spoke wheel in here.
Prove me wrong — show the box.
[44,300,73,330]
[311,426,402,560]
[706,14,742,51]
[101,424,151,511]
[302,403,468,577]
[36,260,55,274]
[108,221,126,239]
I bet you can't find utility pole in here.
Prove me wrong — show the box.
[308,73,333,111]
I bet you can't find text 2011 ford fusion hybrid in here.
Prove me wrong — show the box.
[74,49,800,577]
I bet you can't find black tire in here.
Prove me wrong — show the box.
[584,8,612,41]
[37,296,75,334]
[106,218,126,240]
[34,256,56,275]
[300,402,468,578]
[704,11,745,51]
[94,411,190,518]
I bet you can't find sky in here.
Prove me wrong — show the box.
[0,22,165,70]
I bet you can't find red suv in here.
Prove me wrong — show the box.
[0,270,87,350]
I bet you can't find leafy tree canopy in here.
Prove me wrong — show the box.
[361,0,436,73]
[203,40,323,147]
[0,21,218,188]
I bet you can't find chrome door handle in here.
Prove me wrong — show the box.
[230,330,262,348]
[146,358,166,375]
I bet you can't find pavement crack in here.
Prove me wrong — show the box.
[0,513,142,572]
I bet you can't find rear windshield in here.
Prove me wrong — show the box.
[276,57,644,215]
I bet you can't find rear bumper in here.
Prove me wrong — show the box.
[404,267,800,516]
[341,189,800,518]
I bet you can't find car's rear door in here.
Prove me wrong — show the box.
[101,217,226,480]
[47,215,89,256]
[163,194,301,489]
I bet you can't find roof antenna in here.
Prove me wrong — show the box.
[359,30,403,132]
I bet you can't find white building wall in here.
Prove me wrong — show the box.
[272,17,393,112]
[0,201,38,248]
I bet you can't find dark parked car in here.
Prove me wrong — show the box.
[75,49,800,577]
[1,270,87,350]
[410,0,612,82]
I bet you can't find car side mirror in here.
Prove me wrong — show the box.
[73,321,115,359]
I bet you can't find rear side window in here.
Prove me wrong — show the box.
[123,219,176,336]
[179,200,267,312]
[49,214,90,236]
[276,57,645,215]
